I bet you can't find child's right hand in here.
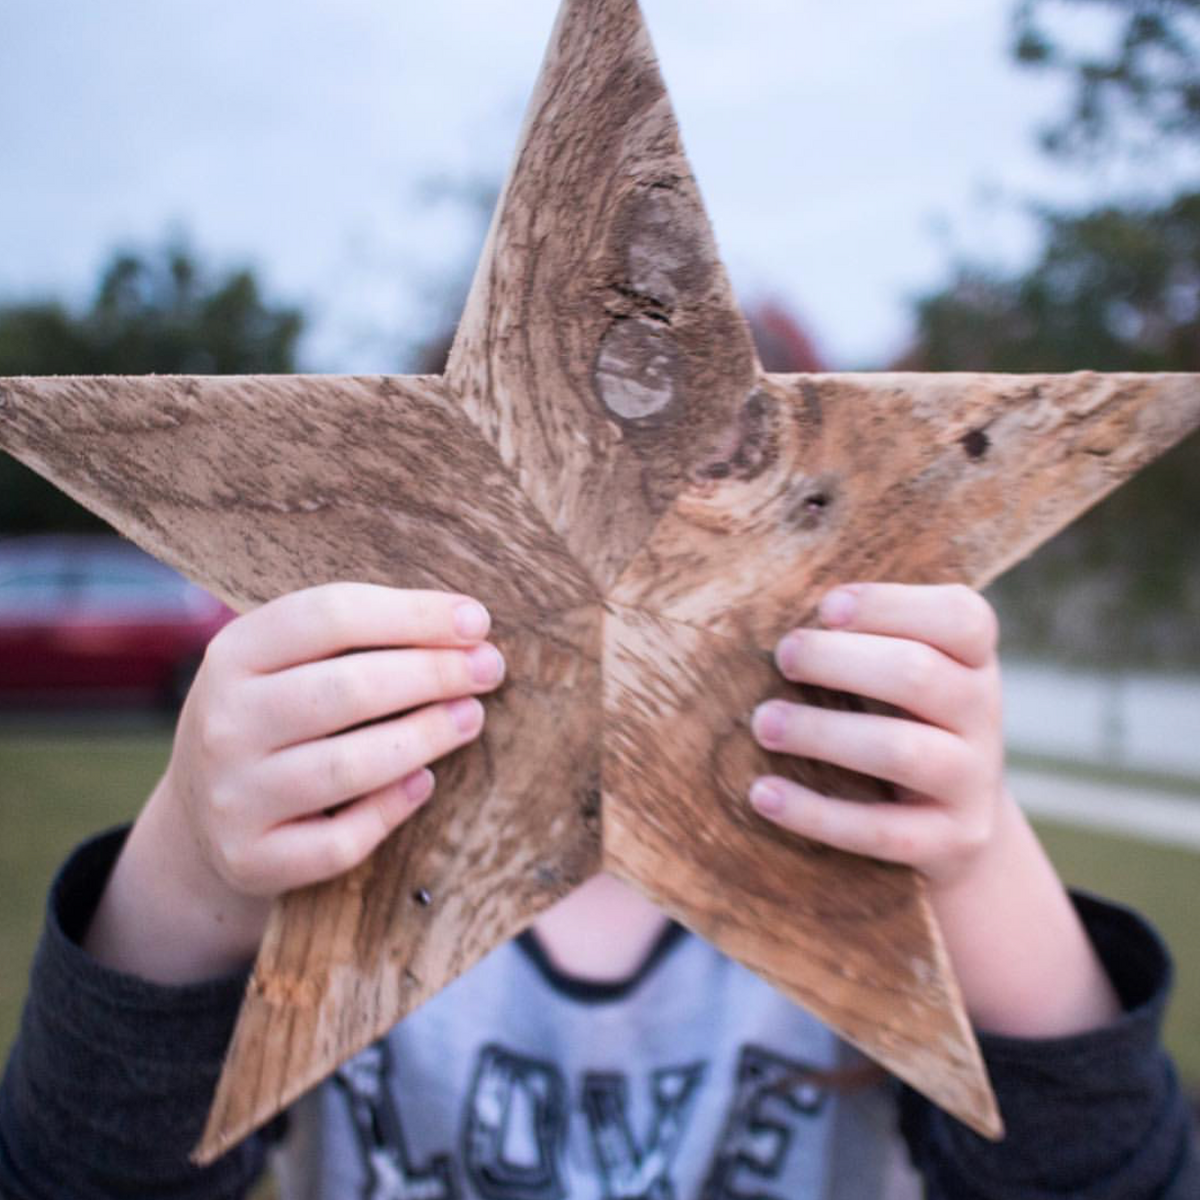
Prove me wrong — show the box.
[83,584,504,984]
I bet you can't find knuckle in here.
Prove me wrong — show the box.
[899,645,938,696]
[431,651,462,696]
[957,588,999,656]
[323,825,364,877]
[869,822,915,863]
[411,591,440,629]
[323,664,367,718]
[324,742,361,797]
[929,743,973,800]
[862,820,893,859]
[215,838,255,891]
[956,812,993,857]
[798,804,829,846]
[948,582,977,612]
[311,585,355,643]
[881,730,923,782]
[200,625,238,682]
[207,780,240,820]
[198,709,240,761]
[366,796,393,842]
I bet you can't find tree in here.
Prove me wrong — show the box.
[909,194,1200,373]
[0,240,303,533]
[901,2,1200,667]
[1012,0,1200,159]
[904,203,1200,666]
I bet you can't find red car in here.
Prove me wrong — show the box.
[0,535,235,709]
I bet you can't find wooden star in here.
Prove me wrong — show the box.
[2,0,1198,1164]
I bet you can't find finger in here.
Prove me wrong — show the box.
[258,695,485,824]
[216,584,492,675]
[748,775,959,867]
[254,769,436,890]
[248,643,505,749]
[752,700,971,799]
[774,628,980,733]
[817,583,998,668]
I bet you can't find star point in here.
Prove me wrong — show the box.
[2,0,1198,1162]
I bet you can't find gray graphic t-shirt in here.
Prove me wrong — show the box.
[273,925,915,1200]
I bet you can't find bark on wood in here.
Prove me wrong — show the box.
[2,0,1199,1165]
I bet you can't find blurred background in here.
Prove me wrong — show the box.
[1,0,1197,1160]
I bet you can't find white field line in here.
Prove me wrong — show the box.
[1009,767,1200,852]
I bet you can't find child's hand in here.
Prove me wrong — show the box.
[749,582,1005,889]
[84,584,504,983]
[749,581,1121,1037]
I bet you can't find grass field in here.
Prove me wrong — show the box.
[1033,819,1200,1084]
[2,728,1198,1106]
[0,728,171,1053]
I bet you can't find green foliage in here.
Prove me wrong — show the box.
[905,1,1200,667]
[1012,0,1200,158]
[0,240,303,534]
[914,193,1200,373]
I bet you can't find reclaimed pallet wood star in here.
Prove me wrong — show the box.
[3,0,1199,1164]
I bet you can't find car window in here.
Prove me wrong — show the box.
[0,571,67,615]
[0,541,208,621]
[75,570,198,617]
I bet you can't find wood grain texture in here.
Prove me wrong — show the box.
[600,603,996,1136]
[200,605,604,1160]
[3,0,1200,1165]
[612,371,1200,646]
[0,374,595,617]
[445,0,758,590]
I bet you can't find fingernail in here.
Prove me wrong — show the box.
[454,600,490,640]
[467,644,505,685]
[750,778,785,816]
[449,696,484,734]
[753,701,788,746]
[776,634,803,676]
[403,768,435,805]
[820,587,858,627]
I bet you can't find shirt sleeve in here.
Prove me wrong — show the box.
[900,890,1200,1199]
[0,826,268,1200]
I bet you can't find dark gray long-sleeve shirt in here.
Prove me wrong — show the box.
[2,827,1197,1197]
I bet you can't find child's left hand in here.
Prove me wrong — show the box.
[749,580,1121,1038]
[749,581,1006,889]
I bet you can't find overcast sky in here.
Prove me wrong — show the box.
[1,0,1194,370]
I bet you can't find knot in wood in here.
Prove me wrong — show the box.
[622,183,699,312]
[784,476,840,531]
[595,317,679,420]
[960,429,990,460]
[693,390,780,482]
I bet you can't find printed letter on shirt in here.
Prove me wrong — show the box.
[335,1041,459,1200]
[701,1045,827,1200]
[581,1063,706,1200]
[463,1044,568,1200]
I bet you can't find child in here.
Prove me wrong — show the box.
[1,581,1196,1197]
